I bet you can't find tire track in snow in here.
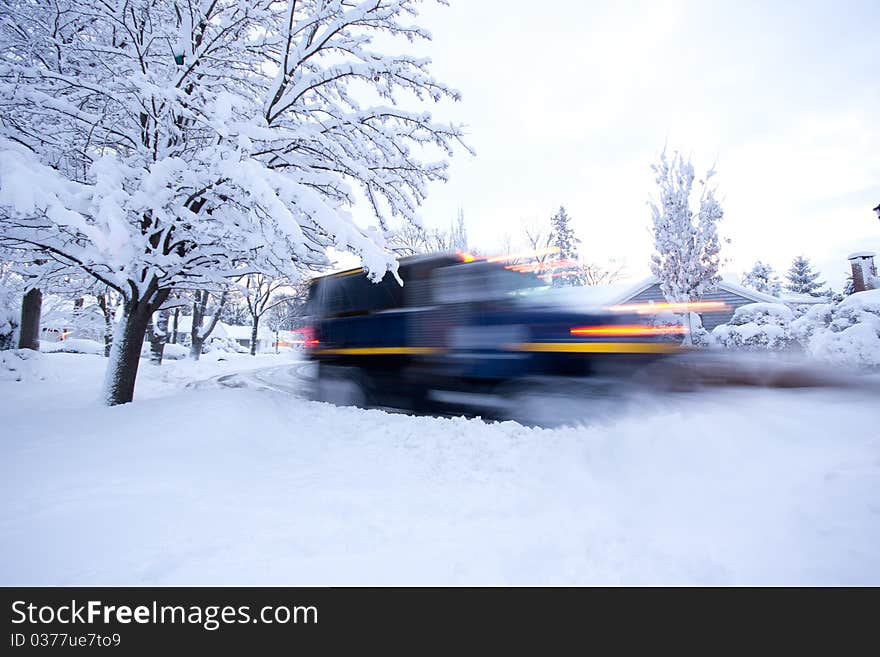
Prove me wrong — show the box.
[187,362,316,397]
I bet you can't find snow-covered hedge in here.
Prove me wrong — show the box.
[712,303,795,351]
[794,290,880,369]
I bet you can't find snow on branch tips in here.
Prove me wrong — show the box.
[0,0,468,404]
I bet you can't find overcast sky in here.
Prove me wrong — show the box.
[381,0,880,289]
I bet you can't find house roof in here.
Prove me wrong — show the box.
[171,317,274,341]
[171,315,229,339]
[605,274,828,306]
[223,323,273,341]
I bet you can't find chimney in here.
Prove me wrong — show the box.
[848,251,876,293]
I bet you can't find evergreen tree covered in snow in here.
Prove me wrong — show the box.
[549,206,580,287]
[742,261,782,297]
[649,149,724,306]
[785,256,825,296]
[0,0,468,404]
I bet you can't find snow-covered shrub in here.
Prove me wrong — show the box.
[712,303,795,350]
[0,275,21,350]
[790,303,834,345]
[203,336,249,355]
[0,298,18,351]
[800,290,880,369]
[686,312,713,347]
[42,338,105,356]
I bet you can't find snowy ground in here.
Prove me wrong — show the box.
[1,349,879,585]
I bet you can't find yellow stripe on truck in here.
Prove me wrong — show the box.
[506,342,684,354]
[311,346,444,356]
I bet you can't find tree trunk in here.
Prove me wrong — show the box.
[190,290,226,360]
[97,293,114,357]
[104,290,169,406]
[250,315,259,356]
[147,311,167,366]
[72,296,84,328]
[190,291,207,360]
[170,308,180,344]
[682,312,695,346]
[18,288,42,351]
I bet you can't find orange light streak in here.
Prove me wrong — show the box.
[570,324,689,337]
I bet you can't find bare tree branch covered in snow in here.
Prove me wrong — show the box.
[387,209,469,256]
[0,0,469,404]
[579,260,626,287]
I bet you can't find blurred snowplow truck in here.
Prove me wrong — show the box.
[303,252,684,422]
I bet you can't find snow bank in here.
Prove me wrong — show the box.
[795,290,880,369]
[1,349,47,383]
[1,352,878,585]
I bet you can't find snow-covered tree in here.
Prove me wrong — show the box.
[523,221,554,272]
[387,211,470,256]
[220,293,251,327]
[742,261,782,297]
[189,289,227,360]
[242,273,290,356]
[579,260,626,287]
[265,280,310,332]
[549,206,580,287]
[0,258,22,350]
[649,149,724,342]
[450,209,468,251]
[785,256,825,296]
[95,288,122,357]
[0,0,468,404]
